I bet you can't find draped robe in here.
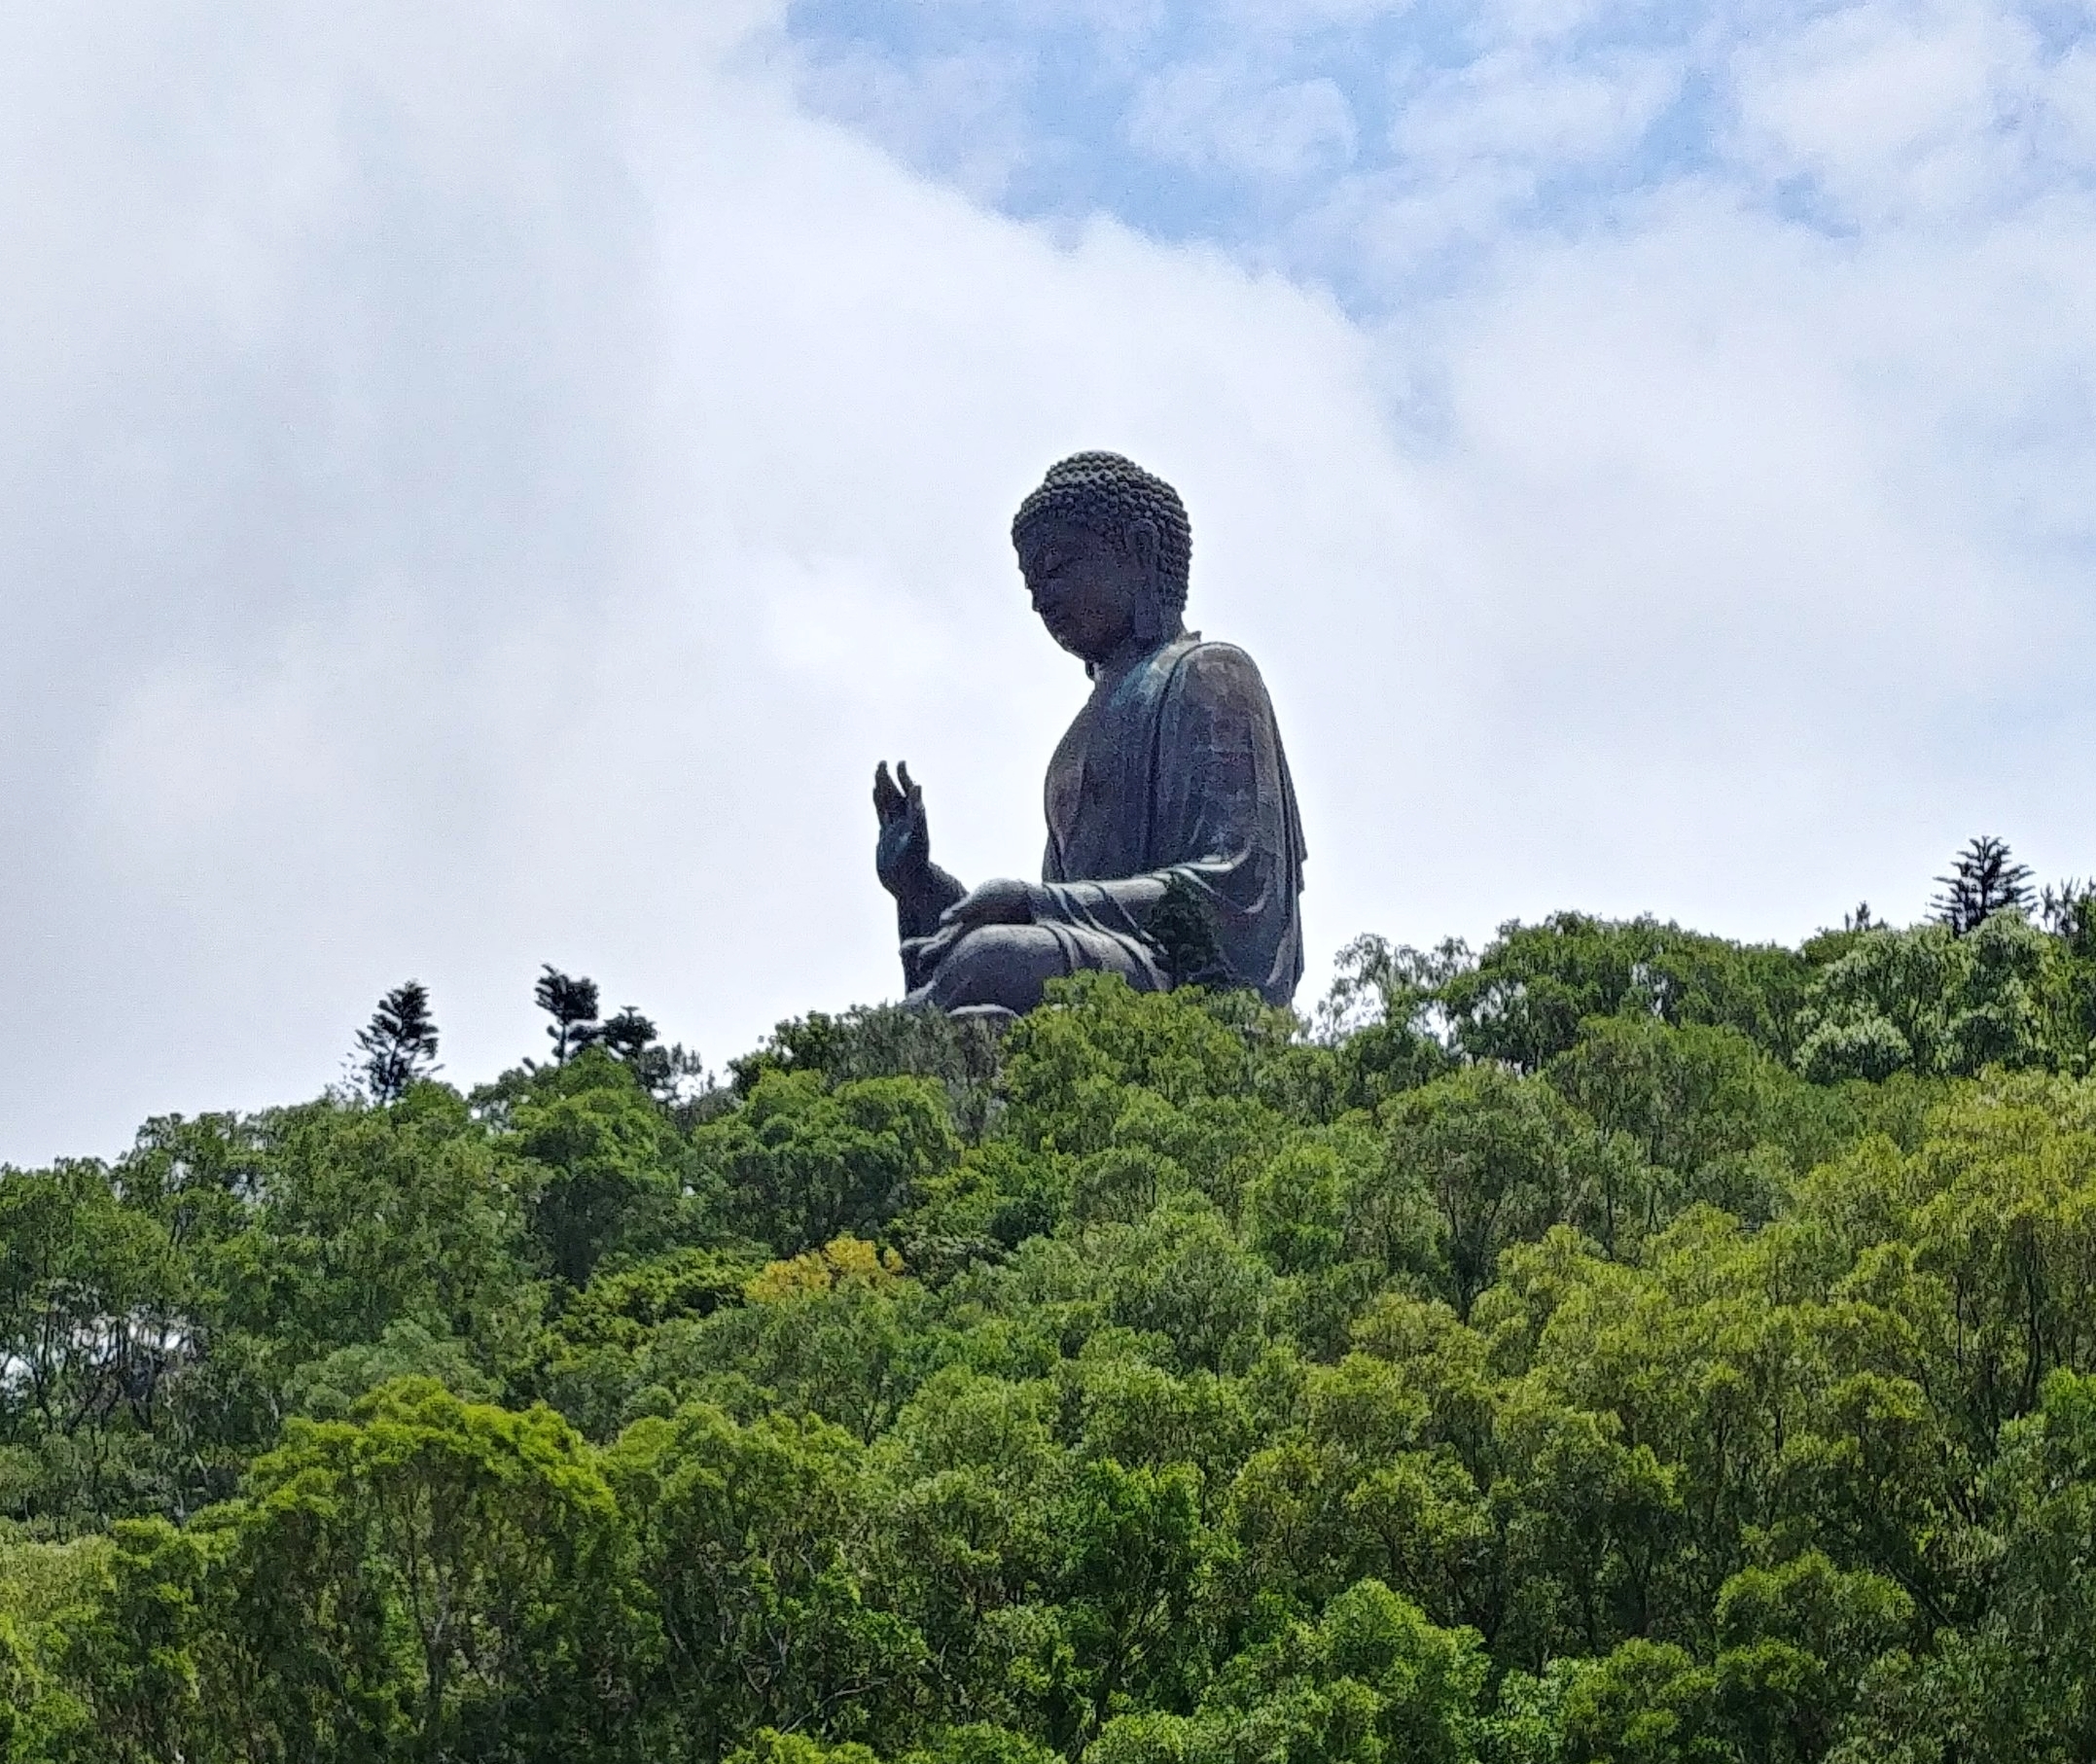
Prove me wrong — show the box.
[1023,633,1306,1006]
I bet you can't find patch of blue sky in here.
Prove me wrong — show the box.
[1632,66,1730,184]
[1760,172,1865,239]
[785,0,2096,315]
[782,0,1759,305]
[2021,0,2096,60]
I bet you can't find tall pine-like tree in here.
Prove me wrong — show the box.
[534,966,602,1064]
[599,1005,708,1099]
[1932,835,2034,935]
[354,980,441,1102]
[597,1006,657,1065]
[2043,878,2096,950]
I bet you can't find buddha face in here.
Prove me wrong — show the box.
[1015,513,1156,665]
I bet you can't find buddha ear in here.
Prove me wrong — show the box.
[1124,517,1160,585]
[1122,517,1166,642]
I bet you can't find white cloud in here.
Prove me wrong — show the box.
[8,0,2096,1166]
[1389,49,1680,173]
[791,44,1039,206]
[1731,0,2045,223]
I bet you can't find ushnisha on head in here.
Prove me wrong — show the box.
[1011,452,1192,667]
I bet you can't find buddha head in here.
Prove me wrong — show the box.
[1012,452,1191,666]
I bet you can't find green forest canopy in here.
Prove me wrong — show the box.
[10,886,2096,1761]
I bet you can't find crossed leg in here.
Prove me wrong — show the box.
[906,914,1174,1016]
[905,925,1077,1016]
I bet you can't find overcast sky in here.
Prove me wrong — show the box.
[6,0,2096,1164]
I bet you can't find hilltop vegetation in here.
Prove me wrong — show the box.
[9,872,2096,1761]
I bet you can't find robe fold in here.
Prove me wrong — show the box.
[1023,633,1307,1007]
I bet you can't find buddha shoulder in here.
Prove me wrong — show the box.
[1168,639,1279,709]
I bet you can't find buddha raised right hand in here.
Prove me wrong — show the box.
[873,762,968,971]
[872,759,932,899]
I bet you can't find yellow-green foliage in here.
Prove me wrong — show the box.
[747,1236,908,1302]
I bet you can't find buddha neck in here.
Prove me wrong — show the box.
[1087,618,1191,684]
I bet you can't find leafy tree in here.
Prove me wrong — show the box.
[653,1240,937,1444]
[867,1364,1067,1711]
[225,1378,648,1761]
[352,978,441,1103]
[1379,1069,1599,1317]
[1941,1369,2096,1755]
[1712,1551,1911,1763]
[700,1071,960,1259]
[1243,1141,1350,1275]
[57,1515,229,1762]
[607,1400,918,1756]
[1545,1016,1838,1234]
[1795,917,2049,1081]
[1315,935,1472,1042]
[1555,1640,1723,1764]
[2035,881,2096,1075]
[1440,916,1814,1071]
[512,1049,689,1288]
[1090,1577,1486,1764]
[1092,1197,1275,1374]
[731,1005,1008,1147]
[0,1163,185,1528]
[1145,873,1226,989]
[285,1317,499,1419]
[222,1086,541,1375]
[728,1736,881,1764]
[1054,1458,1208,1745]
[997,973,1280,1156]
[534,1246,756,1438]
[0,1534,98,1757]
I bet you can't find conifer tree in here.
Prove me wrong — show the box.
[534,966,602,1064]
[597,1006,657,1065]
[600,1005,708,1100]
[1932,835,2034,935]
[2043,878,2096,950]
[353,979,441,1102]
